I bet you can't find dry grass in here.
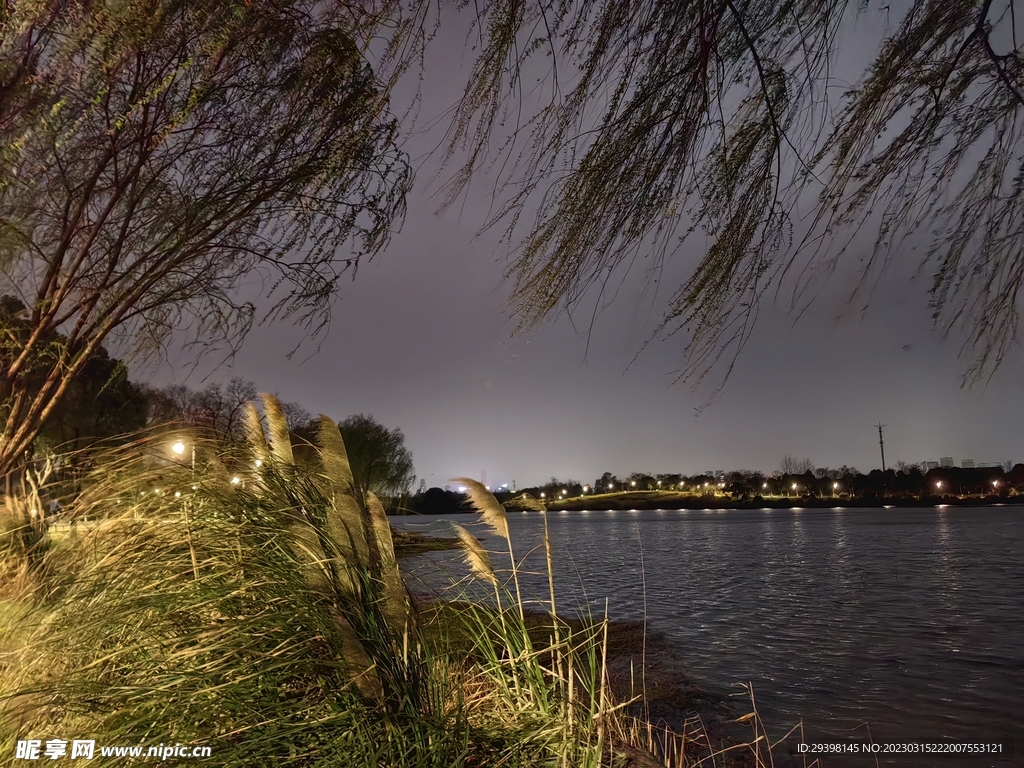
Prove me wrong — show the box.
[0,398,800,767]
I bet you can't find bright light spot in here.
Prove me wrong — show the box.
[458,486,467,492]
[540,492,546,498]
[171,441,185,455]
[231,477,240,485]
[254,459,263,468]
[174,491,181,498]
[763,483,768,489]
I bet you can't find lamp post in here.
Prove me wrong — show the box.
[171,440,199,580]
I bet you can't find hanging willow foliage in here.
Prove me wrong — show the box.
[432,0,1024,389]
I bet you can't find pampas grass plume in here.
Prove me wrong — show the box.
[451,523,497,585]
[260,393,294,466]
[451,477,509,540]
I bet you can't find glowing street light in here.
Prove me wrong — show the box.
[231,477,241,485]
[540,492,546,499]
[608,483,614,490]
[171,440,195,474]
[631,480,637,488]
[833,482,839,495]
[935,480,943,490]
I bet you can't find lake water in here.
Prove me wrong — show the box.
[394,506,1023,766]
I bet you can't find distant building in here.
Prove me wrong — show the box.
[703,471,715,478]
[715,470,726,479]
[939,457,954,468]
[978,462,1001,468]
[418,478,427,493]
[925,460,939,470]
[961,459,975,469]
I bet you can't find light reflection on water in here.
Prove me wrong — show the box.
[395,507,1023,752]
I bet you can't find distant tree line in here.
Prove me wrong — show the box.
[3,337,415,505]
[509,462,1024,504]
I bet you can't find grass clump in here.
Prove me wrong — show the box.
[0,396,789,766]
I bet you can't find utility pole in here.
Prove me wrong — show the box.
[877,422,887,472]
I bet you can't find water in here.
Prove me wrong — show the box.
[395,506,1023,765]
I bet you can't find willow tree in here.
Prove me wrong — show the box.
[435,0,1024,389]
[337,414,415,504]
[0,0,412,474]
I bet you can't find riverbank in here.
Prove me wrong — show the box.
[391,527,459,555]
[397,535,753,759]
[524,490,1024,512]
[414,596,759,767]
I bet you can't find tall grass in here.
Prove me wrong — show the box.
[0,396,794,767]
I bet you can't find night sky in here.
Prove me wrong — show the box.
[154,5,1023,490]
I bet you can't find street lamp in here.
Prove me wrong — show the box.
[935,480,943,491]
[171,440,195,474]
[540,492,546,499]
[170,440,198,579]
[791,483,798,495]
[833,482,839,496]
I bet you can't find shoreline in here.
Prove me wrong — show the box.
[413,595,758,767]
[527,491,1023,512]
